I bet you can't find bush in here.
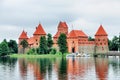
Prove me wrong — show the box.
[50,48,57,54]
[27,48,36,55]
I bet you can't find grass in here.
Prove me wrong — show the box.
[9,52,68,58]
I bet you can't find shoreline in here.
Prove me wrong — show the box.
[9,53,67,58]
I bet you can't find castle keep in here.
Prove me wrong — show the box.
[18,21,109,54]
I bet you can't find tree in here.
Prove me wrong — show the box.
[8,40,18,53]
[88,36,94,41]
[109,36,119,51]
[58,33,67,55]
[108,39,112,50]
[47,33,53,53]
[20,39,28,54]
[0,41,9,56]
[39,36,48,54]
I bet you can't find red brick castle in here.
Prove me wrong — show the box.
[18,21,109,54]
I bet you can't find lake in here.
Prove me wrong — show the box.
[0,57,120,80]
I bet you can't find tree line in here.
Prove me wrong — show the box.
[0,39,18,56]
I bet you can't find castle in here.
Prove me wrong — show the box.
[18,21,109,54]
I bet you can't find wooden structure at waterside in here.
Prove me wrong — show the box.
[94,51,120,57]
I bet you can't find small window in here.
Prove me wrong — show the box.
[72,41,74,43]
[100,43,102,45]
[98,39,100,41]
[36,39,38,41]
[36,43,38,45]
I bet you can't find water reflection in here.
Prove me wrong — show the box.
[67,58,95,80]
[0,57,120,80]
[94,58,108,80]
[58,58,67,80]
[0,57,17,69]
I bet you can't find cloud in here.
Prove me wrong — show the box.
[0,0,120,42]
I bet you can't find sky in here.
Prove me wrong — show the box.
[0,0,120,43]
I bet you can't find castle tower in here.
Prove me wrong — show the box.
[18,30,29,53]
[53,21,68,38]
[95,25,108,54]
[33,24,46,48]
[53,21,68,50]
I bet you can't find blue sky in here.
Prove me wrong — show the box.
[0,0,120,42]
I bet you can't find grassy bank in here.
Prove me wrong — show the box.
[9,53,68,58]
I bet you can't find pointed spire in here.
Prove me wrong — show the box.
[95,25,108,36]
[33,23,46,35]
[19,30,28,39]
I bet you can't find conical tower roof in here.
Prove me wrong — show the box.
[33,24,46,35]
[19,30,28,39]
[95,25,108,36]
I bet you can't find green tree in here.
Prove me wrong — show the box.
[109,36,119,51]
[58,33,67,55]
[3,39,7,44]
[88,36,94,41]
[20,39,28,54]
[39,36,48,54]
[47,33,53,53]
[8,40,18,53]
[0,41,9,56]
[108,39,112,50]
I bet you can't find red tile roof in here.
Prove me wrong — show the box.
[19,30,28,39]
[27,37,34,45]
[95,25,108,36]
[33,24,46,35]
[68,30,88,38]
[58,21,68,28]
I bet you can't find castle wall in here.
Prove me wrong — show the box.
[78,41,95,54]
[95,46,109,54]
[67,38,78,53]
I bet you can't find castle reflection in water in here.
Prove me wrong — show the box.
[18,58,110,80]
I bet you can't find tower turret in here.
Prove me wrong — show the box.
[95,25,108,53]
[53,21,68,50]
[18,30,29,53]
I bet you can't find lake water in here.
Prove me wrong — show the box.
[0,57,120,80]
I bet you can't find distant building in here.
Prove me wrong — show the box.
[18,21,109,54]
